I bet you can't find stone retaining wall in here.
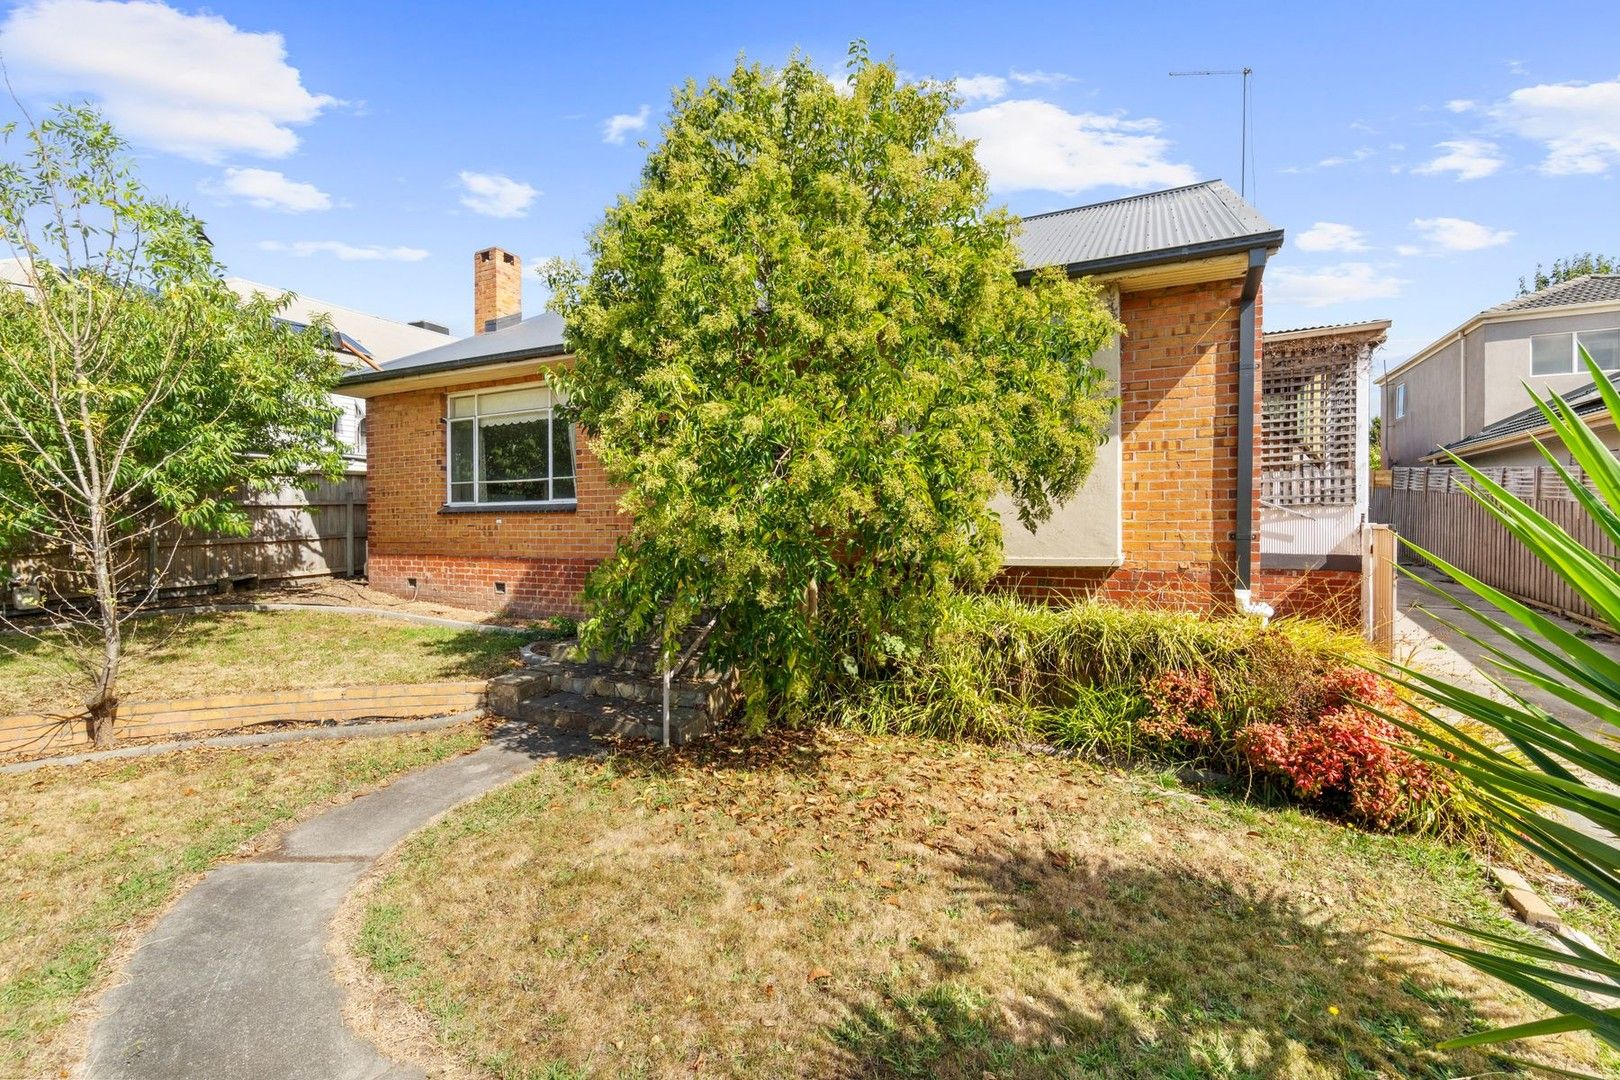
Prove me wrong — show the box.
[0,681,487,760]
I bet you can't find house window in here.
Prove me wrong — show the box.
[1392,383,1407,420]
[445,384,575,506]
[1531,329,1620,375]
[1579,328,1620,372]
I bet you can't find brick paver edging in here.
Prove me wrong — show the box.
[0,680,488,761]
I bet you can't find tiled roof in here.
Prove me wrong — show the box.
[1014,180,1281,277]
[1484,275,1620,315]
[1440,382,1609,456]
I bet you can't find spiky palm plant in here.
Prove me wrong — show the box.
[1386,348,1620,1061]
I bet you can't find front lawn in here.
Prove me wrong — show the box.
[0,724,486,1076]
[359,731,1616,1079]
[0,609,529,717]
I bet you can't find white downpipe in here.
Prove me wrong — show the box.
[1233,588,1274,626]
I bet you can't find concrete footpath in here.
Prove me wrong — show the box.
[83,724,593,1080]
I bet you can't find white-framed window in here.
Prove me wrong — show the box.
[445,384,575,507]
[1531,328,1620,376]
[1392,382,1407,420]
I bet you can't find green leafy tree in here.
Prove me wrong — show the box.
[1369,415,1382,471]
[1388,347,1620,1062]
[546,48,1120,723]
[0,105,345,746]
[1520,252,1619,295]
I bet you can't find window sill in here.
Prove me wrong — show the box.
[438,501,578,515]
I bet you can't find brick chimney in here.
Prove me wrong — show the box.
[473,247,521,334]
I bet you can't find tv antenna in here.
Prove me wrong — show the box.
[1169,67,1254,199]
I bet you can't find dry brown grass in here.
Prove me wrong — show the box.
[358,730,1618,1079]
[0,609,526,717]
[0,723,486,1076]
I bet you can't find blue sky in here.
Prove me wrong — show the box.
[3,0,1619,387]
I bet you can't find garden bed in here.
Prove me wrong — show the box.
[353,729,1618,1079]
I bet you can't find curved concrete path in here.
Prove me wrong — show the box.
[84,724,593,1080]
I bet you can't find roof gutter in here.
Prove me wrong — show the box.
[337,343,570,394]
[1013,229,1285,285]
[1234,246,1270,613]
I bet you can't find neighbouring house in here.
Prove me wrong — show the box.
[1260,321,1389,623]
[342,181,1378,624]
[225,278,453,467]
[1378,275,1620,468]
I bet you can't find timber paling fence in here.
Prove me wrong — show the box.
[1372,466,1611,626]
[4,473,367,611]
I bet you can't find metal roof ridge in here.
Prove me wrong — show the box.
[1015,179,1225,222]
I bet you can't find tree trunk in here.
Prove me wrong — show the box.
[86,509,122,749]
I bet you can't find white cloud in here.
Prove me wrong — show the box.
[953,74,1007,103]
[1009,69,1076,88]
[1411,216,1515,251]
[1492,77,1620,175]
[1445,99,1476,113]
[1395,244,1424,257]
[0,0,337,161]
[457,171,539,218]
[201,167,330,213]
[1413,138,1505,180]
[957,99,1197,195]
[1295,222,1369,253]
[258,240,428,262]
[1268,263,1406,308]
[603,105,651,145]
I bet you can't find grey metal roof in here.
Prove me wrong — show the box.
[1440,382,1608,457]
[345,180,1281,391]
[341,310,566,388]
[1484,275,1620,315]
[1013,180,1282,279]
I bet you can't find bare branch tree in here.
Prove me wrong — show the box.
[0,104,346,746]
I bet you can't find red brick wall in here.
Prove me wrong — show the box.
[996,277,1260,611]
[363,367,628,617]
[1257,567,1363,626]
[366,275,1289,622]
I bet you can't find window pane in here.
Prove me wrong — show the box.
[479,414,549,482]
[1532,333,1574,376]
[551,418,575,479]
[450,482,475,503]
[481,479,549,503]
[1577,328,1620,372]
[449,395,477,419]
[552,476,576,501]
[478,386,551,415]
[449,419,476,491]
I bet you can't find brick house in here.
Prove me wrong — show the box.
[340,181,1357,624]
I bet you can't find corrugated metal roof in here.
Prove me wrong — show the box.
[341,311,567,387]
[346,181,1281,390]
[1440,382,1607,456]
[1484,274,1620,314]
[1014,180,1281,277]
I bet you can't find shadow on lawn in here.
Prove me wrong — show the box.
[827,844,1517,1080]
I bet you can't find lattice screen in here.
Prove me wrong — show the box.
[1262,350,1359,506]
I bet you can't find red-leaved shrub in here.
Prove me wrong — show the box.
[1139,668,1221,745]
[1136,657,1448,831]
[1236,665,1447,830]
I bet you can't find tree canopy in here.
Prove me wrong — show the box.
[547,48,1120,722]
[0,104,346,743]
[1519,252,1618,295]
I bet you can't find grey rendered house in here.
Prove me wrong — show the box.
[1377,275,1620,467]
